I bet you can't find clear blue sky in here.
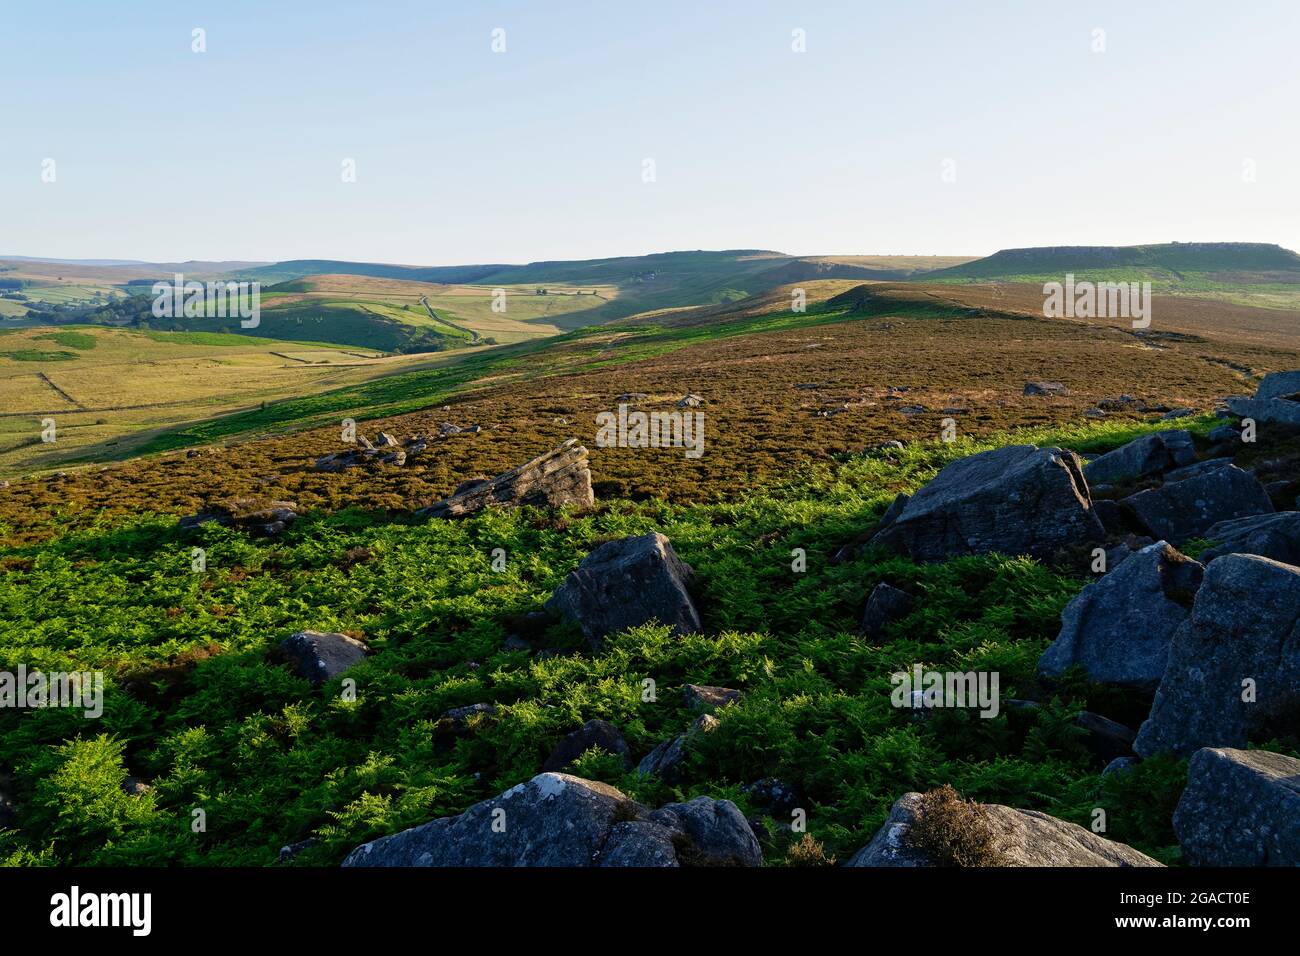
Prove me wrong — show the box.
[3,0,1297,264]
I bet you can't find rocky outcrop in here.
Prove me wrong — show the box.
[541,719,631,773]
[545,533,700,646]
[1202,512,1300,565]
[870,445,1105,562]
[860,583,915,641]
[279,631,368,685]
[179,498,298,537]
[1083,430,1197,486]
[1039,541,1202,692]
[845,791,1161,867]
[1254,370,1300,402]
[1135,554,1300,757]
[314,433,441,472]
[340,773,760,867]
[1121,465,1273,543]
[1173,747,1300,866]
[1224,396,1300,429]
[418,439,594,519]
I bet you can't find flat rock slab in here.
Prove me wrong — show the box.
[1039,541,1201,692]
[545,532,700,646]
[1122,465,1273,543]
[872,445,1105,562]
[845,791,1161,867]
[1135,554,1300,757]
[1174,747,1300,866]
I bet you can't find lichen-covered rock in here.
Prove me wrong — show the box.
[545,532,700,646]
[1174,747,1300,866]
[636,713,719,781]
[846,791,1162,867]
[1122,465,1273,543]
[340,773,760,867]
[1135,554,1300,757]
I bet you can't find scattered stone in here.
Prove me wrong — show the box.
[1024,381,1070,397]
[121,776,153,797]
[434,703,497,744]
[1102,757,1136,777]
[870,445,1105,562]
[279,631,368,685]
[545,532,699,647]
[1082,430,1197,485]
[1073,712,1137,764]
[677,393,703,408]
[279,838,319,863]
[541,719,631,773]
[1122,465,1273,543]
[683,684,742,711]
[1201,512,1300,565]
[1173,747,1300,866]
[1208,424,1240,444]
[636,713,719,781]
[179,498,298,537]
[859,582,914,641]
[845,791,1161,867]
[1225,396,1300,429]
[616,392,649,403]
[865,440,905,454]
[1135,554,1300,757]
[1161,408,1194,420]
[438,422,462,436]
[744,778,802,818]
[341,773,760,867]
[419,440,594,519]
[1083,407,1106,418]
[377,432,399,447]
[895,404,926,416]
[1039,541,1202,692]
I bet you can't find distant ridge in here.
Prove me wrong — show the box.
[920,242,1300,280]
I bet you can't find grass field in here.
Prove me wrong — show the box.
[0,326,479,475]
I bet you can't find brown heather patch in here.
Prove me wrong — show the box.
[2,291,1297,546]
[907,784,1009,868]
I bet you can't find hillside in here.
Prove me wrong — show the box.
[917,243,1300,310]
[5,274,1300,869]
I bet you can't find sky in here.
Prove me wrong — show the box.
[3,0,1298,265]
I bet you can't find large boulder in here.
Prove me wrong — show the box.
[418,440,594,518]
[1121,465,1273,543]
[1174,747,1300,866]
[1038,541,1202,692]
[1202,512,1300,565]
[845,790,1161,867]
[545,533,700,646]
[1134,554,1300,757]
[340,773,760,867]
[870,445,1105,562]
[279,631,368,685]
[1083,430,1197,486]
